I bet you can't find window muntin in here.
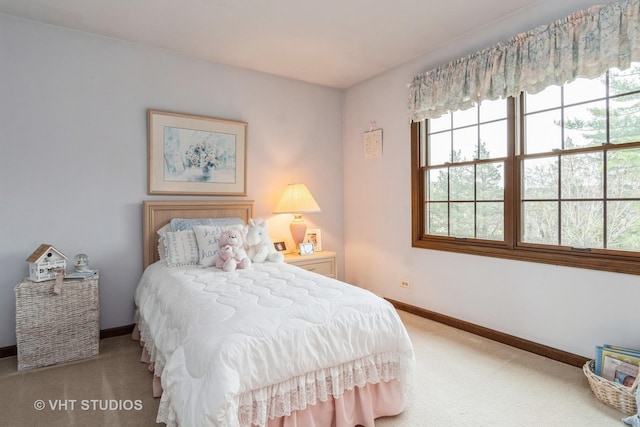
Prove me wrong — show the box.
[414,62,640,274]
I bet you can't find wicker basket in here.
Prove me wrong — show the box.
[583,359,638,415]
[15,275,99,370]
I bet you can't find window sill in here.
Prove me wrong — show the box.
[412,238,640,276]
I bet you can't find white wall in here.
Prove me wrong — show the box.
[343,0,639,358]
[0,15,344,347]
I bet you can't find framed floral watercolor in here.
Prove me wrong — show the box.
[148,110,247,195]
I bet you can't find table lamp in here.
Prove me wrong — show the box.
[273,183,321,249]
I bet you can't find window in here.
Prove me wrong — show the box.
[412,63,640,274]
[423,98,510,242]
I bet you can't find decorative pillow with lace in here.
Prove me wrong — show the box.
[163,230,199,267]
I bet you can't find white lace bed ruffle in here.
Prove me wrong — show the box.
[237,351,408,427]
[134,312,176,425]
[136,312,413,427]
[134,311,166,377]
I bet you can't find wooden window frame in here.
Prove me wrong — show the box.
[411,103,640,275]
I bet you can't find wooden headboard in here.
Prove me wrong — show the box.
[142,200,254,269]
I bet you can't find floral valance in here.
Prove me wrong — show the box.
[408,0,640,122]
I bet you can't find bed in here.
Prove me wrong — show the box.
[133,200,415,426]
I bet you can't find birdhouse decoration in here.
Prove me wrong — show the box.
[26,244,67,282]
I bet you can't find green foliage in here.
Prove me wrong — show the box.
[427,143,504,240]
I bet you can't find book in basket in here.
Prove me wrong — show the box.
[601,356,638,385]
[595,345,640,387]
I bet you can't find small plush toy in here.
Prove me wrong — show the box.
[215,245,236,271]
[623,385,640,426]
[244,218,284,263]
[214,229,251,271]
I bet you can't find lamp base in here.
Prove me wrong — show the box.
[290,214,307,250]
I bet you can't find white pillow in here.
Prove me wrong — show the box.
[193,224,245,267]
[170,217,245,231]
[157,223,172,261]
[163,230,200,267]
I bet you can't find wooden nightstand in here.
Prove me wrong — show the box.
[284,250,337,278]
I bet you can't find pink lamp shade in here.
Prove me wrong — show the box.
[273,183,321,248]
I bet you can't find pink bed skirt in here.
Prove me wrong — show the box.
[262,378,404,427]
[132,325,405,426]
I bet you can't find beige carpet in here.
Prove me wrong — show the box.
[0,310,626,426]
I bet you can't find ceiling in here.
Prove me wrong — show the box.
[0,0,544,89]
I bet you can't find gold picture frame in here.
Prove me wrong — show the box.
[148,110,247,195]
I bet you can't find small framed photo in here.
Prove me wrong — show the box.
[273,241,287,252]
[304,228,322,252]
[299,242,315,256]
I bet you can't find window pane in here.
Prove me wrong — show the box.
[609,94,640,144]
[609,62,640,95]
[452,127,477,162]
[608,148,640,198]
[561,152,603,199]
[430,112,452,133]
[564,100,607,148]
[450,202,474,238]
[607,201,640,252]
[563,76,606,105]
[525,85,561,113]
[479,98,507,122]
[476,162,504,200]
[427,168,448,201]
[522,157,558,199]
[427,202,448,236]
[524,109,562,154]
[479,120,507,159]
[449,165,474,200]
[452,105,477,128]
[560,201,603,248]
[429,131,451,165]
[522,201,558,244]
[477,202,504,240]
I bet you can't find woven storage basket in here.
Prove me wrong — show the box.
[15,275,99,370]
[583,359,638,415]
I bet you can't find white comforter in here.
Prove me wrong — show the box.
[134,261,414,426]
